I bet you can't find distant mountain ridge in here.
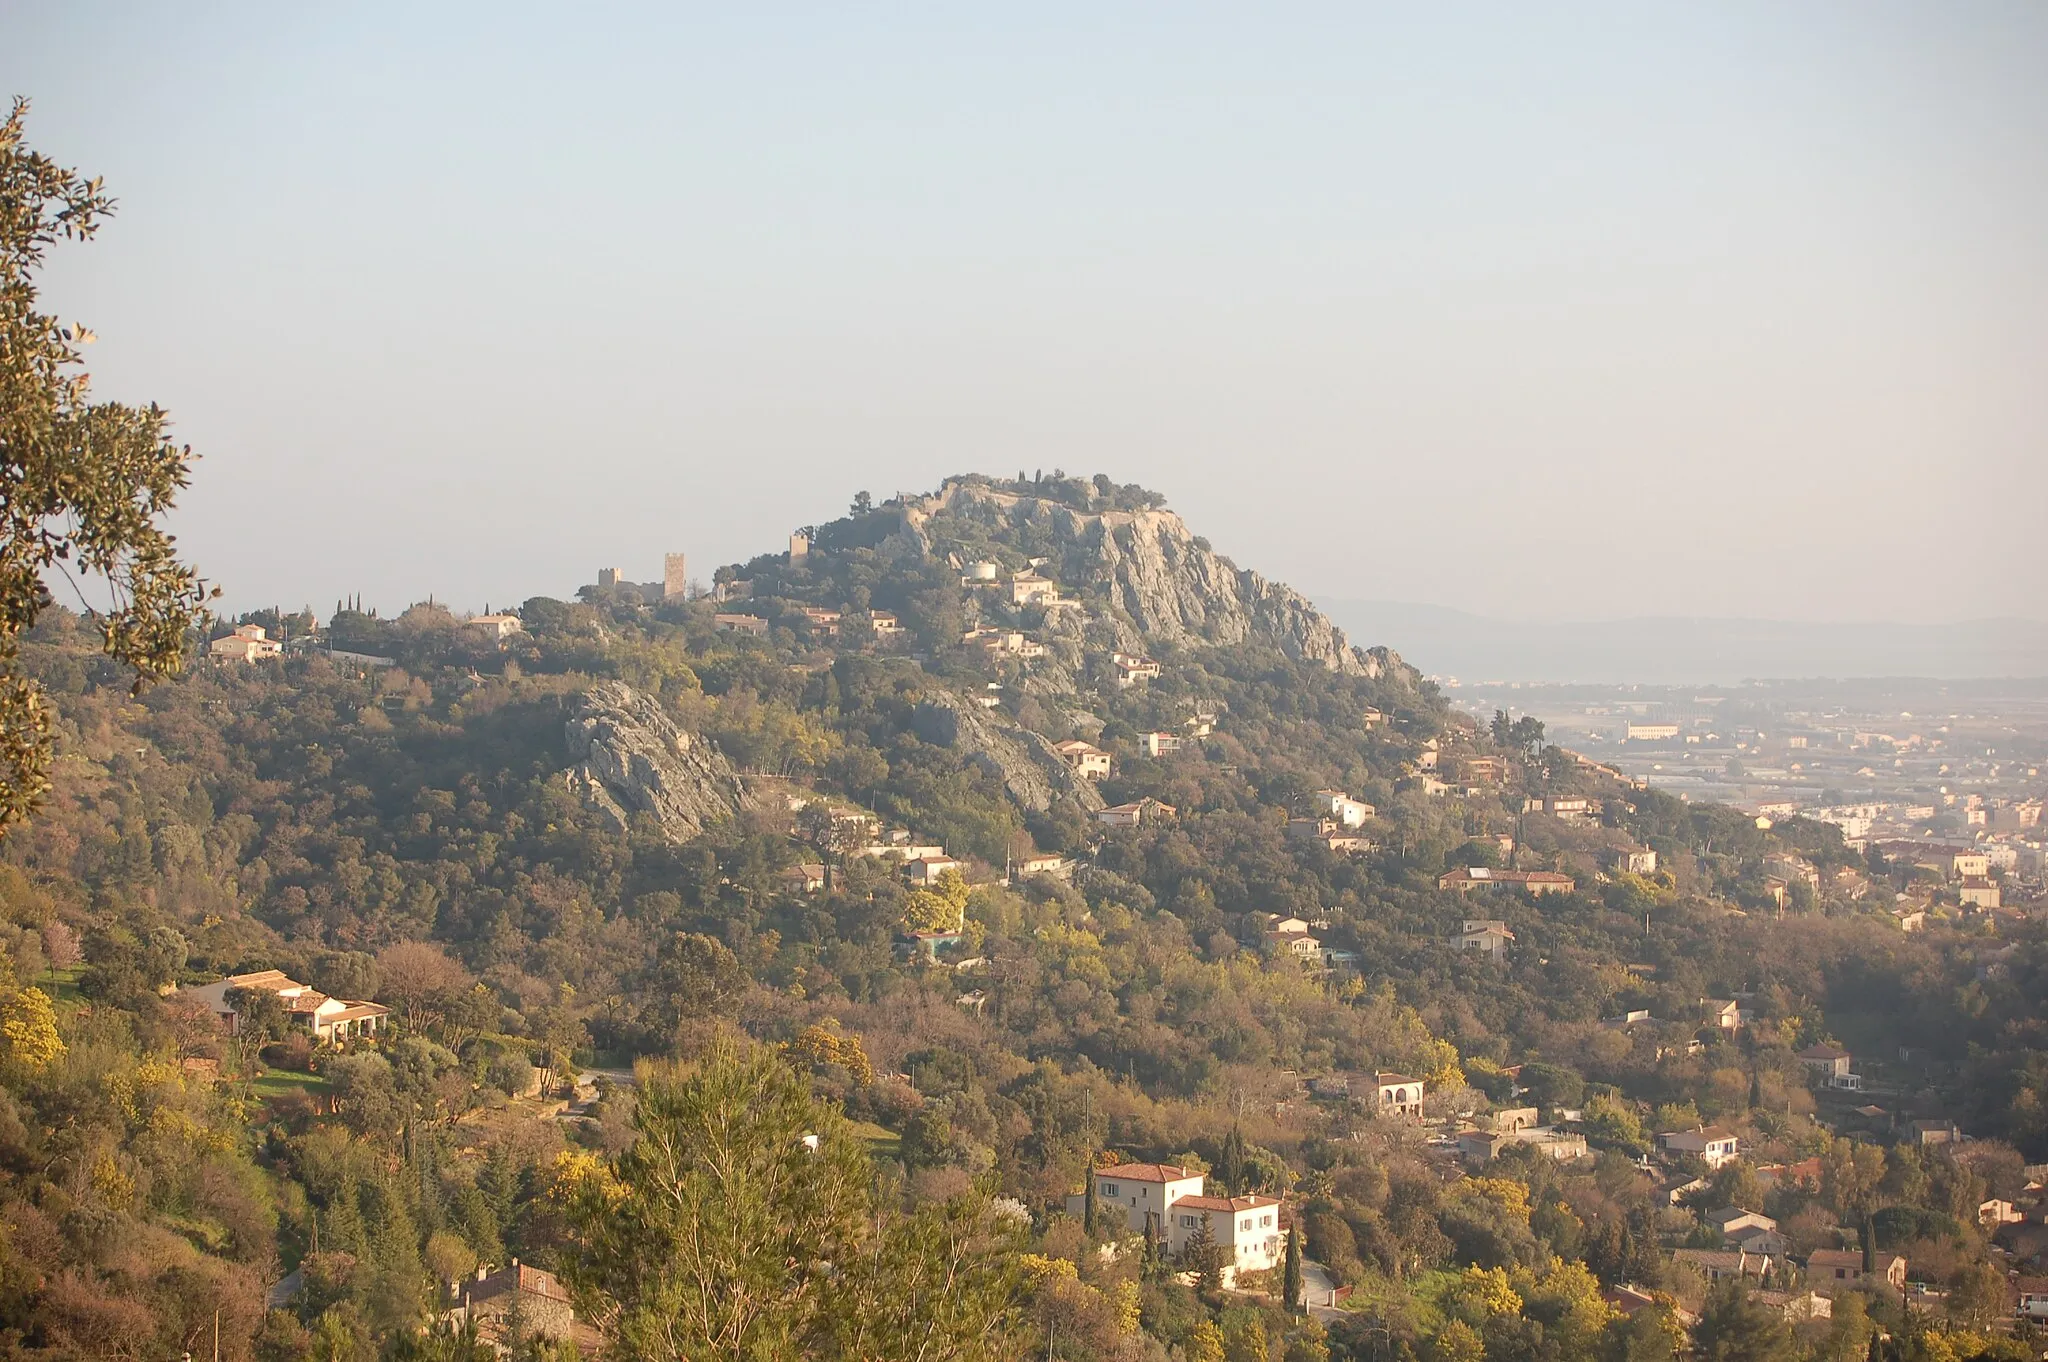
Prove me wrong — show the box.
[1316,599,2048,684]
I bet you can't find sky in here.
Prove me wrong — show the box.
[4,3,2045,626]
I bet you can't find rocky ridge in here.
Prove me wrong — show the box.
[563,680,757,840]
[900,481,1405,681]
[910,694,1107,814]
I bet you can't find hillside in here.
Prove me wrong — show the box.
[0,472,2040,1359]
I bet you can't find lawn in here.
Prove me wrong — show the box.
[250,1068,333,1101]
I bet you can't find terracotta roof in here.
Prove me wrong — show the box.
[1173,1194,1281,1212]
[1798,1045,1851,1060]
[1805,1249,1862,1269]
[1095,1163,1197,1183]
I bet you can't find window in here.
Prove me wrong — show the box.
[1835,1269,1847,1279]
[1240,1219,1253,1232]
[1181,1215,1197,1228]
[1261,1214,1274,1227]
[1099,1184,1118,1199]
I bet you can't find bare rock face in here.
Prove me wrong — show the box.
[905,482,1402,680]
[911,694,1106,814]
[563,681,755,840]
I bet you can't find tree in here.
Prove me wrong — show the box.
[375,941,473,1033]
[0,981,62,1073]
[0,100,211,831]
[562,1039,1022,1360]
[1188,1319,1227,1362]
[1693,1280,1794,1362]
[1180,1217,1228,1295]
[1283,1226,1304,1314]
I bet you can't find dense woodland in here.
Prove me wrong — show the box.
[0,482,2041,1362]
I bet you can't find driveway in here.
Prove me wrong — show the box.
[1300,1258,1347,1321]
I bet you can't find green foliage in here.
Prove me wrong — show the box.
[562,1040,1022,1360]
[0,100,211,831]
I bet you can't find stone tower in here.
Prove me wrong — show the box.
[663,552,688,600]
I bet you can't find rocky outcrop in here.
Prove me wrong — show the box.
[911,694,1106,814]
[563,681,755,840]
[905,481,1402,680]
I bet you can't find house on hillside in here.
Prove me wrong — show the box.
[1806,1249,1907,1294]
[210,624,283,662]
[1111,653,1162,688]
[1797,1045,1861,1090]
[1096,799,1176,829]
[467,613,524,641]
[1672,1248,1772,1284]
[182,970,389,1043]
[1437,867,1575,896]
[1264,928,1323,962]
[1702,998,1749,1031]
[1456,919,1515,963]
[1659,1127,1740,1168]
[1052,740,1112,778]
[1958,877,2001,909]
[1141,731,1185,758]
[1008,572,1060,606]
[1313,791,1377,827]
[445,1262,582,1351]
[1372,1072,1426,1118]
[1079,1163,1282,1278]
[1606,847,1659,875]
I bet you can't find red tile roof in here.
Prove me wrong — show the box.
[1095,1163,1197,1183]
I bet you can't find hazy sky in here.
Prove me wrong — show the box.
[5,3,2044,626]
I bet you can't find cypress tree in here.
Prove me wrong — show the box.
[1283,1226,1303,1313]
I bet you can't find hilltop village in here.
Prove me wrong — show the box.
[4,473,2046,1360]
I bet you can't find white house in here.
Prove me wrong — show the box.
[1797,1045,1861,1090]
[1456,919,1515,963]
[210,624,283,662]
[1372,1072,1426,1118]
[1314,791,1376,828]
[1087,1163,1208,1237]
[182,969,389,1043]
[1166,1194,1285,1278]
[468,613,524,640]
[1660,1126,1741,1168]
[1111,653,1162,688]
[1052,740,1112,778]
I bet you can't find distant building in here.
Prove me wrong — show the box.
[1659,1127,1740,1168]
[468,613,523,640]
[1008,571,1060,606]
[1607,847,1658,875]
[869,610,904,637]
[1264,929,1323,961]
[1141,731,1184,758]
[1052,740,1112,778]
[181,969,388,1043]
[1456,919,1515,963]
[1313,790,1377,827]
[663,552,689,600]
[1111,652,1162,688]
[1672,1248,1772,1284]
[1958,876,2001,909]
[1626,723,1681,741]
[1702,998,1748,1031]
[1797,1045,1861,1090]
[210,624,283,662]
[1438,867,1575,896]
[1372,1072,1425,1118]
[1096,799,1176,829]
[446,1262,579,1350]
[1806,1249,1906,1294]
[714,613,770,636]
